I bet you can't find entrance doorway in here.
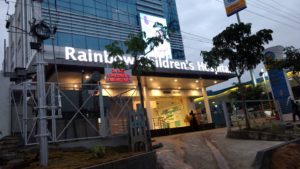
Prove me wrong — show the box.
[150,97,188,129]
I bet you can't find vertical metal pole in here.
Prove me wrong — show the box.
[244,102,249,127]
[50,83,57,142]
[98,84,107,137]
[236,12,257,87]
[262,72,272,109]
[236,13,241,24]
[201,80,213,123]
[36,45,48,166]
[222,101,231,132]
[22,83,28,145]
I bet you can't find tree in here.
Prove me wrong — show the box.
[201,23,273,129]
[105,24,168,150]
[230,84,268,100]
[265,46,300,86]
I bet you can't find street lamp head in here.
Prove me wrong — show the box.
[31,20,51,41]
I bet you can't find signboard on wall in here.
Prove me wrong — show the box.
[64,47,232,74]
[105,68,132,84]
[223,0,247,17]
[264,50,294,114]
[268,70,293,114]
[139,13,172,60]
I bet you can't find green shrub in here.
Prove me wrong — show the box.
[91,145,106,158]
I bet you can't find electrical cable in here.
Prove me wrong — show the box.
[214,0,300,31]
[256,0,300,20]
[269,0,300,16]
[46,0,60,84]
[251,0,300,25]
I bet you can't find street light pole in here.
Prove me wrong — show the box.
[236,12,257,87]
[31,20,52,167]
[36,43,48,166]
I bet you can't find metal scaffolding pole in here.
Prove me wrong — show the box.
[36,45,48,166]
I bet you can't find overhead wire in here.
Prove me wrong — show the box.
[250,0,300,25]
[215,0,300,31]
[255,0,300,20]
[269,0,300,16]
[46,0,60,84]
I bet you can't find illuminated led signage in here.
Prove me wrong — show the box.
[65,47,231,74]
[105,68,132,84]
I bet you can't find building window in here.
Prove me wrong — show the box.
[71,0,84,13]
[86,36,99,50]
[84,0,96,16]
[57,0,70,11]
[57,32,72,46]
[72,34,86,49]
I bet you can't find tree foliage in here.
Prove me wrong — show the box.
[201,23,273,80]
[201,23,273,129]
[106,30,167,76]
[230,84,268,100]
[105,22,169,151]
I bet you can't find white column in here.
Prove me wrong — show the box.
[143,86,154,129]
[201,86,212,123]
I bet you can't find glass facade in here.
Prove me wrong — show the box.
[43,0,185,60]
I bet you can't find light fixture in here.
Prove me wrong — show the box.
[178,87,181,90]
[150,78,153,81]
[214,81,218,84]
[174,79,178,82]
[107,85,110,88]
[195,80,199,83]
[74,84,78,88]
[31,20,51,41]
[196,87,199,90]
[158,86,161,89]
[85,75,90,79]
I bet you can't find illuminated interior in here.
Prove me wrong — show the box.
[48,72,224,130]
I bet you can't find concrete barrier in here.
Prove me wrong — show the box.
[253,139,300,169]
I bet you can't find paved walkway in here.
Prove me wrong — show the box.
[154,128,282,169]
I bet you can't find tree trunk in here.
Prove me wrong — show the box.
[136,75,152,151]
[237,76,251,129]
[293,76,300,86]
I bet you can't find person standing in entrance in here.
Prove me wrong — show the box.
[291,99,300,122]
[189,110,198,130]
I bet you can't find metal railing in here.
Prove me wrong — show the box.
[10,82,138,145]
[221,100,283,131]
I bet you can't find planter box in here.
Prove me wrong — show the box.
[253,139,300,169]
[83,151,157,169]
[227,130,299,141]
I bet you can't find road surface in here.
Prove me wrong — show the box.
[155,128,282,169]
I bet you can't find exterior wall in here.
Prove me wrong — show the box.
[0,72,11,139]
[42,0,185,60]
[4,0,37,73]
[4,0,185,73]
